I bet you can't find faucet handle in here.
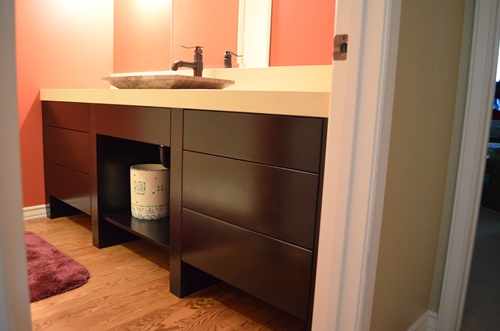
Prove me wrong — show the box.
[224,51,242,68]
[224,51,242,57]
[180,45,203,54]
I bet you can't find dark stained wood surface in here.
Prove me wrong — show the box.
[44,126,90,174]
[182,208,312,320]
[43,101,89,132]
[94,104,170,146]
[95,135,167,248]
[46,162,91,215]
[182,151,319,249]
[42,101,91,219]
[103,212,169,250]
[183,109,324,173]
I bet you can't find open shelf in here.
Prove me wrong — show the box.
[103,212,169,250]
[97,134,171,249]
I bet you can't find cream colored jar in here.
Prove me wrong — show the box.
[130,164,169,220]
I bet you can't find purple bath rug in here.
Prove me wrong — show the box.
[25,231,90,302]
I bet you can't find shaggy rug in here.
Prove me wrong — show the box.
[25,231,90,302]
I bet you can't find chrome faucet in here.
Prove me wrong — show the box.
[171,45,203,77]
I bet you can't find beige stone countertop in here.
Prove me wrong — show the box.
[40,88,330,118]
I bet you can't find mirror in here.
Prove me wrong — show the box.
[170,0,271,69]
[113,0,333,73]
[170,0,240,69]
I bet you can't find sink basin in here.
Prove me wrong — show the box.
[102,74,235,89]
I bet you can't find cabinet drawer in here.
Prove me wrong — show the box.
[182,208,312,319]
[183,151,318,249]
[95,104,170,146]
[44,126,89,174]
[46,162,91,215]
[43,102,89,132]
[183,110,324,173]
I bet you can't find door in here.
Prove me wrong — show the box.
[312,0,402,330]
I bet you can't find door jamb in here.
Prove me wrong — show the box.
[437,1,500,329]
[312,0,402,329]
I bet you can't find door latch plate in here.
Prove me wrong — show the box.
[333,34,348,61]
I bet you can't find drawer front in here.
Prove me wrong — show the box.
[43,102,89,132]
[95,104,171,146]
[45,126,89,174]
[46,162,91,215]
[183,151,319,250]
[182,208,312,319]
[184,110,324,173]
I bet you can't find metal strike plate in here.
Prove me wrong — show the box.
[333,34,348,61]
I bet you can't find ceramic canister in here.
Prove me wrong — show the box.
[130,164,169,220]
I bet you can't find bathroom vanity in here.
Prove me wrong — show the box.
[40,71,330,327]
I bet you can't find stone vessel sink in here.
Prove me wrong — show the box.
[102,74,235,89]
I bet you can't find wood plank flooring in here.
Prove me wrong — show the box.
[25,215,306,330]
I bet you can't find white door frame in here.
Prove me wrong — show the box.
[437,1,500,330]
[0,0,33,330]
[312,0,401,329]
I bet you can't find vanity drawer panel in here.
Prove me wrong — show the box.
[182,151,318,250]
[43,102,89,132]
[45,126,89,174]
[95,104,171,146]
[183,109,324,173]
[182,208,312,319]
[46,162,91,215]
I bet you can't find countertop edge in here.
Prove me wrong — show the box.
[40,89,330,118]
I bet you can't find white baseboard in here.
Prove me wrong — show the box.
[408,310,438,331]
[23,204,47,220]
[427,311,437,331]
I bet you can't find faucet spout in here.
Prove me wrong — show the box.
[171,60,184,71]
[171,46,204,77]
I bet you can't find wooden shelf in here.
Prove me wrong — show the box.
[103,211,169,250]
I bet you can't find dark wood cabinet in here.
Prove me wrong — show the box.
[45,162,91,215]
[180,109,326,320]
[93,105,171,249]
[44,101,89,131]
[184,109,324,172]
[182,208,313,319]
[44,127,90,173]
[42,101,91,217]
[42,102,326,328]
[95,104,170,146]
[182,151,319,249]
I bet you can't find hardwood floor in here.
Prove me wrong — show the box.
[25,215,306,330]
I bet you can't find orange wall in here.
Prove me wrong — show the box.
[270,0,335,66]
[114,0,172,73]
[16,0,113,207]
